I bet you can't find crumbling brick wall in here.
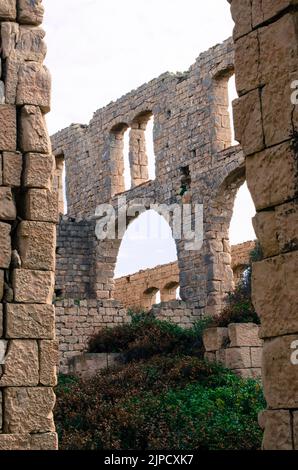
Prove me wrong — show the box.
[0,0,57,450]
[228,0,298,450]
[114,241,255,309]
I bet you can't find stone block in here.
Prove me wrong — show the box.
[233,89,264,156]
[225,347,251,369]
[0,270,4,301]
[260,410,293,450]
[2,151,22,187]
[0,304,3,337]
[19,105,51,153]
[0,105,16,151]
[18,0,44,25]
[275,200,298,254]
[251,347,262,368]
[228,323,262,347]
[253,252,298,338]
[6,303,55,339]
[0,432,58,450]
[0,340,39,386]
[29,432,58,451]
[234,368,262,379]
[252,0,298,28]
[17,62,51,113]
[24,153,55,189]
[246,141,297,211]
[234,31,260,95]
[262,335,298,409]
[252,211,279,258]
[4,387,55,434]
[17,221,56,271]
[13,269,55,304]
[203,327,229,352]
[230,0,253,40]
[25,189,58,223]
[0,222,11,268]
[39,340,58,386]
[0,0,16,20]
[1,22,47,62]
[0,187,16,220]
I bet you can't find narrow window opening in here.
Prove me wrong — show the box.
[228,74,238,145]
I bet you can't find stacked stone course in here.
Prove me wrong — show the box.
[228,0,298,450]
[0,0,57,450]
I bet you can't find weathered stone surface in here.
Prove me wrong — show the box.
[0,433,58,450]
[39,340,58,386]
[252,0,298,28]
[0,340,39,386]
[6,303,55,339]
[234,368,261,379]
[253,211,279,258]
[275,200,298,254]
[251,347,262,368]
[0,0,16,20]
[246,141,297,211]
[0,222,11,268]
[225,347,251,369]
[233,90,264,156]
[17,62,51,113]
[260,410,293,450]
[1,23,47,61]
[24,153,55,189]
[253,252,298,338]
[230,0,252,40]
[2,151,22,187]
[259,13,298,83]
[19,105,51,153]
[13,269,55,304]
[262,335,298,409]
[204,351,216,363]
[25,189,59,223]
[0,271,4,301]
[0,304,3,337]
[4,387,55,434]
[0,187,17,220]
[17,221,56,271]
[0,105,16,151]
[203,327,229,352]
[18,0,44,25]
[234,31,260,95]
[228,323,262,347]
[262,73,298,147]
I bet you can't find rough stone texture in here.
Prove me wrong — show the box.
[17,220,56,271]
[6,303,55,339]
[13,269,55,304]
[69,353,122,379]
[4,387,56,434]
[25,188,58,223]
[203,327,229,352]
[18,0,44,26]
[0,105,16,151]
[39,340,58,386]
[19,105,51,153]
[0,222,11,268]
[229,0,298,449]
[260,410,293,451]
[24,153,55,189]
[17,62,51,112]
[0,187,16,220]
[2,151,22,186]
[0,340,39,386]
[203,323,262,379]
[228,323,262,347]
[0,0,16,20]
[51,38,239,315]
[0,433,58,451]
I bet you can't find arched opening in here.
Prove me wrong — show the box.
[109,123,129,194]
[229,182,256,246]
[143,287,160,309]
[130,111,155,187]
[161,281,180,302]
[54,154,66,215]
[228,74,238,145]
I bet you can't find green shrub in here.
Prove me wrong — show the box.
[88,316,212,362]
[55,357,265,450]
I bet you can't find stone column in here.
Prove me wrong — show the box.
[0,0,58,450]
[228,0,298,450]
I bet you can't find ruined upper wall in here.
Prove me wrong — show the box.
[0,0,57,450]
[51,38,235,219]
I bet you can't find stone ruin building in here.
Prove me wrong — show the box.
[0,0,297,451]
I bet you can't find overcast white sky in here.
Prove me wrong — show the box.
[43,0,256,278]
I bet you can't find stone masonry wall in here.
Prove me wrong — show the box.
[228,0,298,450]
[55,299,129,373]
[203,323,262,379]
[0,0,57,450]
[51,39,247,317]
[114,241,255,309]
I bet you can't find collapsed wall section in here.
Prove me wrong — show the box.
[0,0,57,450]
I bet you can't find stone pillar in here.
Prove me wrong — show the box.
[228,0,298,450]
[54,155,65,215]
[129,121,149,188]
[0,0,58,450]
